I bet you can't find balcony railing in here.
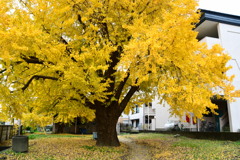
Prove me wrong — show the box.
[144,107,155,115]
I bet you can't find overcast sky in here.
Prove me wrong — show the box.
[199,0,240,16]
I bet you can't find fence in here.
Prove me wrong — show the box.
[0,125,16,143]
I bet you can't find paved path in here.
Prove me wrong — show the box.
[119,137,151,160]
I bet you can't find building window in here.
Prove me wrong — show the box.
[145,102,152,107]
[145,116,152,124]
[135,105,139,113]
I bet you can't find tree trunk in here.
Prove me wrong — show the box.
[52,123,64,134]
[95,106,120,146]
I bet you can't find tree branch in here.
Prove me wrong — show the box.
[70,96,96,110]
[69,86,96,110]
[104,46,122,92]
[119,85,139,113]
[22,75,58,91]
[20,56,45,64]
[99,22,110,40]
[77,14,86,31]
[115,72,130,100]
[138,0,151,15]
[46,97,62,113]
[0,69,6,74]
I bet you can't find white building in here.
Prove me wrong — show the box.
[128,99,196,132]
[126,9,240,133]
[129,103,156,131]
[195,9,240,132]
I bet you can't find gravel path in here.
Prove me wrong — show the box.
[119,137,151,160]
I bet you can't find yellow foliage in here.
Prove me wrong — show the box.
[0,0,237,126]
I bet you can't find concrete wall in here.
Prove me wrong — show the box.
[218,23,240,90]
[129,107,144,129]
[153,99,179,130]
[218,23,240,132]
[200,36,221,47]
[199,23,240,132]
[228,99,240,132]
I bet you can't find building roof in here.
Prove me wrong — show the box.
[195,9,240,40]
[198,9,240,27]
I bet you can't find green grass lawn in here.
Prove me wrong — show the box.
[27,133,84,139]
[126,133,240,160]
[0,133,239,160]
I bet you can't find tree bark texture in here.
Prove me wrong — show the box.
[52,123,64,134]
[95,105,121,146]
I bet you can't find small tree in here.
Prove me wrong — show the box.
[0,0,236,146]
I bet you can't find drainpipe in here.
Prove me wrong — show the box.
[143,104,145,130]
[148,103,150,130]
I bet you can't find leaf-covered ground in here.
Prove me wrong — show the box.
[0,133,239,160]
[123,133,240,160]
[0,134,127,160]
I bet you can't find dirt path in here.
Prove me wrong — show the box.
[119,137,151,160]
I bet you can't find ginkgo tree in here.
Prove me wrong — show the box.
[0,0,236,146]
